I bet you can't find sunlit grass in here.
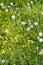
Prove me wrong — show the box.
[0,0,43,65]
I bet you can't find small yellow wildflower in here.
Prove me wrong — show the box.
[14,63,16,65]
[11,38,14,42]
[0,36,2,38]
[9,48,11,50]
[16,40,18,43]
[22,45,27,48]
[24,45,27,47]
[27,37,29,39]
[16,34,19,37]
[1,49,6,54]
[11,52,14,55]
[5,37,8,40]
[28,39,30,43]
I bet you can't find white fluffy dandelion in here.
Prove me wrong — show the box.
[10,2,13,6]
[0,3,3,6]
[41,12,43,15]
[30,1,33,4]
[1,59,5,64]
[28,19,31,22]
[39,38,43,42]
[8,5,10,8]
[11,15,15,19]
[21,21,26,25]
[2,6,5,9]
[28,19,31,25]
[26,27,30,31]
[39,49,43,55]
[30,40,34,44]
[5,9,8,12]
[34,22,38,26]
[37,36,40,40]
[27,3,30,6]
[39,32,43,37]
[14,37,18,40]
[28,6,31,9]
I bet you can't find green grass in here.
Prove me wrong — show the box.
[0,0,43,65]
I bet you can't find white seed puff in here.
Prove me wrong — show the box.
[11,15,15,19]
[21,21,26,25]
[39,32,43,37]
[34,22,38,26]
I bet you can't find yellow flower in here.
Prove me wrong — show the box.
[1,49,6,54]
[24,45,27,47]
[0,36,2,38]
[11,38,14,42]
[27,39,30,46]
[22,45,27,48]
[16,34,19,37]
[9,48,11,50]
[11,52,14,55]
[14,63,16,65]
[16,40,18,43]
[28,39,30,43]
[27,37,29,39]
[5,37,8,40]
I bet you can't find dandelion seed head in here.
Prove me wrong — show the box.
[21,21,26,25]
[41,12,43,15]
[0,3,3,6]
[26,27,30,31]
[10,2,13,6]
[39,49,43,55]
[11,15,15,19]
[34,22,38,26]
[39,32,43,37]
[39,38,43,42]
[1,59,5,64]
[30,1,33,4]
[5,9,8,12]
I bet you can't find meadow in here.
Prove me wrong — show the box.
[0,0,43,65]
